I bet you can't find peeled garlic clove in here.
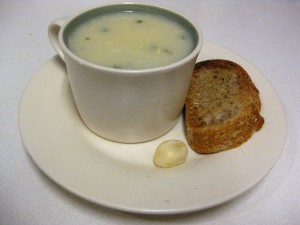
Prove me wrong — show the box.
[153,140,188,168]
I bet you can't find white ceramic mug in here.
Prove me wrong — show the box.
[48,3,203,143]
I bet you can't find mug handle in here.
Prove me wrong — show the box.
[48,17,68,61]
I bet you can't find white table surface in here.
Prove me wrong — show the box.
[1,0,299,224]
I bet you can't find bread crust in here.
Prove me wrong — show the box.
[185,59,264,154]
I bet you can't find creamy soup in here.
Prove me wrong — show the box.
[67,11,194,69]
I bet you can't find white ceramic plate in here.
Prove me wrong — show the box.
[19,40,286,215]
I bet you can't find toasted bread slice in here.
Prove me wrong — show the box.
[185,59,264,154]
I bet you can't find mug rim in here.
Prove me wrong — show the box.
[58,2,203,74]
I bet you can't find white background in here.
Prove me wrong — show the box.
[1,0,299,224]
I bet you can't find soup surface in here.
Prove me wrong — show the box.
[67,11,194,69]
